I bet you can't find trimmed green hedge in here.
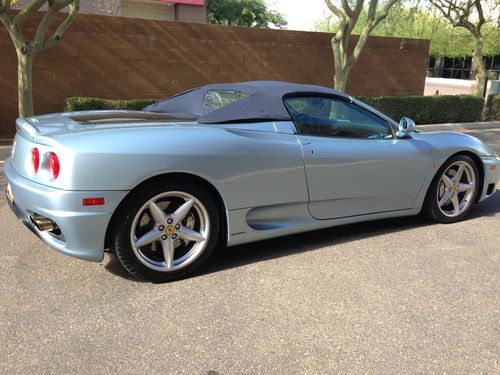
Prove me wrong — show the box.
[357,95,484,125]
[65,95,488,124]
[64,97,157,112]
[485,94,500,121]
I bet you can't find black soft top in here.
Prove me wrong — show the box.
[144,81,350,124]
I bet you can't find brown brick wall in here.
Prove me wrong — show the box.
[0,12,429,139]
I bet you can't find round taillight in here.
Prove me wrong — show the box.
[31,148,40,174]
[48,152,60,180]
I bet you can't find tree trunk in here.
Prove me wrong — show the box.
[334,70,348,92]
[17,51,34,118]
[331,36,350,92]
[331,20,372,93]
[472,32,486,97]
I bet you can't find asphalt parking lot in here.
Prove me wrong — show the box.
[0,123,499,374]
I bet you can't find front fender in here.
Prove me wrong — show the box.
[413,131,496,161]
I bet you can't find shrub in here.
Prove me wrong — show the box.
[65,95,488,125]
[65,97,157,112]
[485,94,500,121]
[357,95,485,125]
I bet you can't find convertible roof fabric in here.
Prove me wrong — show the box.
[144,81,349,123]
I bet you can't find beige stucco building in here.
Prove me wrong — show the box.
[14,0,207,23]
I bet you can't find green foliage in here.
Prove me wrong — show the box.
[206,0,287,28]
[66,96,488,125]
[64,97,157,112]
[315,3,500,57]
[485,94,500,121]
[357,95,485,124]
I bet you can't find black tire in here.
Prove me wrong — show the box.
[109,178,220,282]
[422,154,480,223]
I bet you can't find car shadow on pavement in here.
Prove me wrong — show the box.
[200,191,500,278]
[104,254,150,282]
[467,189,500,219]
[103,192,499,282]
[201,216,432,277]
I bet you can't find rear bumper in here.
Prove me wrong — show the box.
[3,158,129,262]
[478,157,500,202]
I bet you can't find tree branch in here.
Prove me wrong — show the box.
[340,0,355,18]
[325,0,345,20]
[0,6,27,52]
[35,0,79,52]
[0,0,13,13]
[430,0,483,33]
[474,0,485,31]
[346,0,364,34]
[373,0,400,28]
[31,0,76,50]
[326,0,402,91]
[353,0,364,17]
[13,0,47,26]
[0,2,7,16]
[367,0,378,20]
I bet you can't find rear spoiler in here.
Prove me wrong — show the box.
[15,118,59,147]
[15,118,39,140]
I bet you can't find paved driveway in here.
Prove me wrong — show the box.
[1,124,499,374]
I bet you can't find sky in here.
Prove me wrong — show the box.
[264,0,331,31]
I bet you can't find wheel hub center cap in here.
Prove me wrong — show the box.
[165,226,176,235]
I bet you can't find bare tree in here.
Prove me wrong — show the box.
[429,0,487,96]
[325,0,401,92]
[0,0,80,118]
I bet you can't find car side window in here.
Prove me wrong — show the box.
[284,96,393,140]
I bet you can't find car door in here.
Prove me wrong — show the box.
[284,95,431,220]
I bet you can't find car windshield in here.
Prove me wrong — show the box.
[202,89,245,109]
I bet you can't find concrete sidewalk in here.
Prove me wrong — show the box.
[418,121,500,132]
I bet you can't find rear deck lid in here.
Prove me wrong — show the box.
[20,110,197,139]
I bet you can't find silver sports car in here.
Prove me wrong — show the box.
[4,81,500,281]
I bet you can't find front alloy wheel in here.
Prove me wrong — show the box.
[111,179,220,282]
[424,155,479,223]
[436,161,476,218]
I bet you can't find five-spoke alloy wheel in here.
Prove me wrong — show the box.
[424,155,479,223]
[110,179,220,282]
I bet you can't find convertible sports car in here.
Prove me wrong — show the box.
[4,81,500,281]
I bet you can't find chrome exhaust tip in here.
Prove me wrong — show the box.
[30,214,55,232]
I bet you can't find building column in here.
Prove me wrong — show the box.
[175,3,207,23]
[433,56,444,78]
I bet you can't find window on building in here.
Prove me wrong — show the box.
[441,57,472,79]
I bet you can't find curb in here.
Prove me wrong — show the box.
[0,145,12,163]
[418,121,500,132]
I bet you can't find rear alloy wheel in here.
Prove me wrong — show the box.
[111,180,220,282]
[424,155,479,223]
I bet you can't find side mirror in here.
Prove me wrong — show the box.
[397,117,416,138]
